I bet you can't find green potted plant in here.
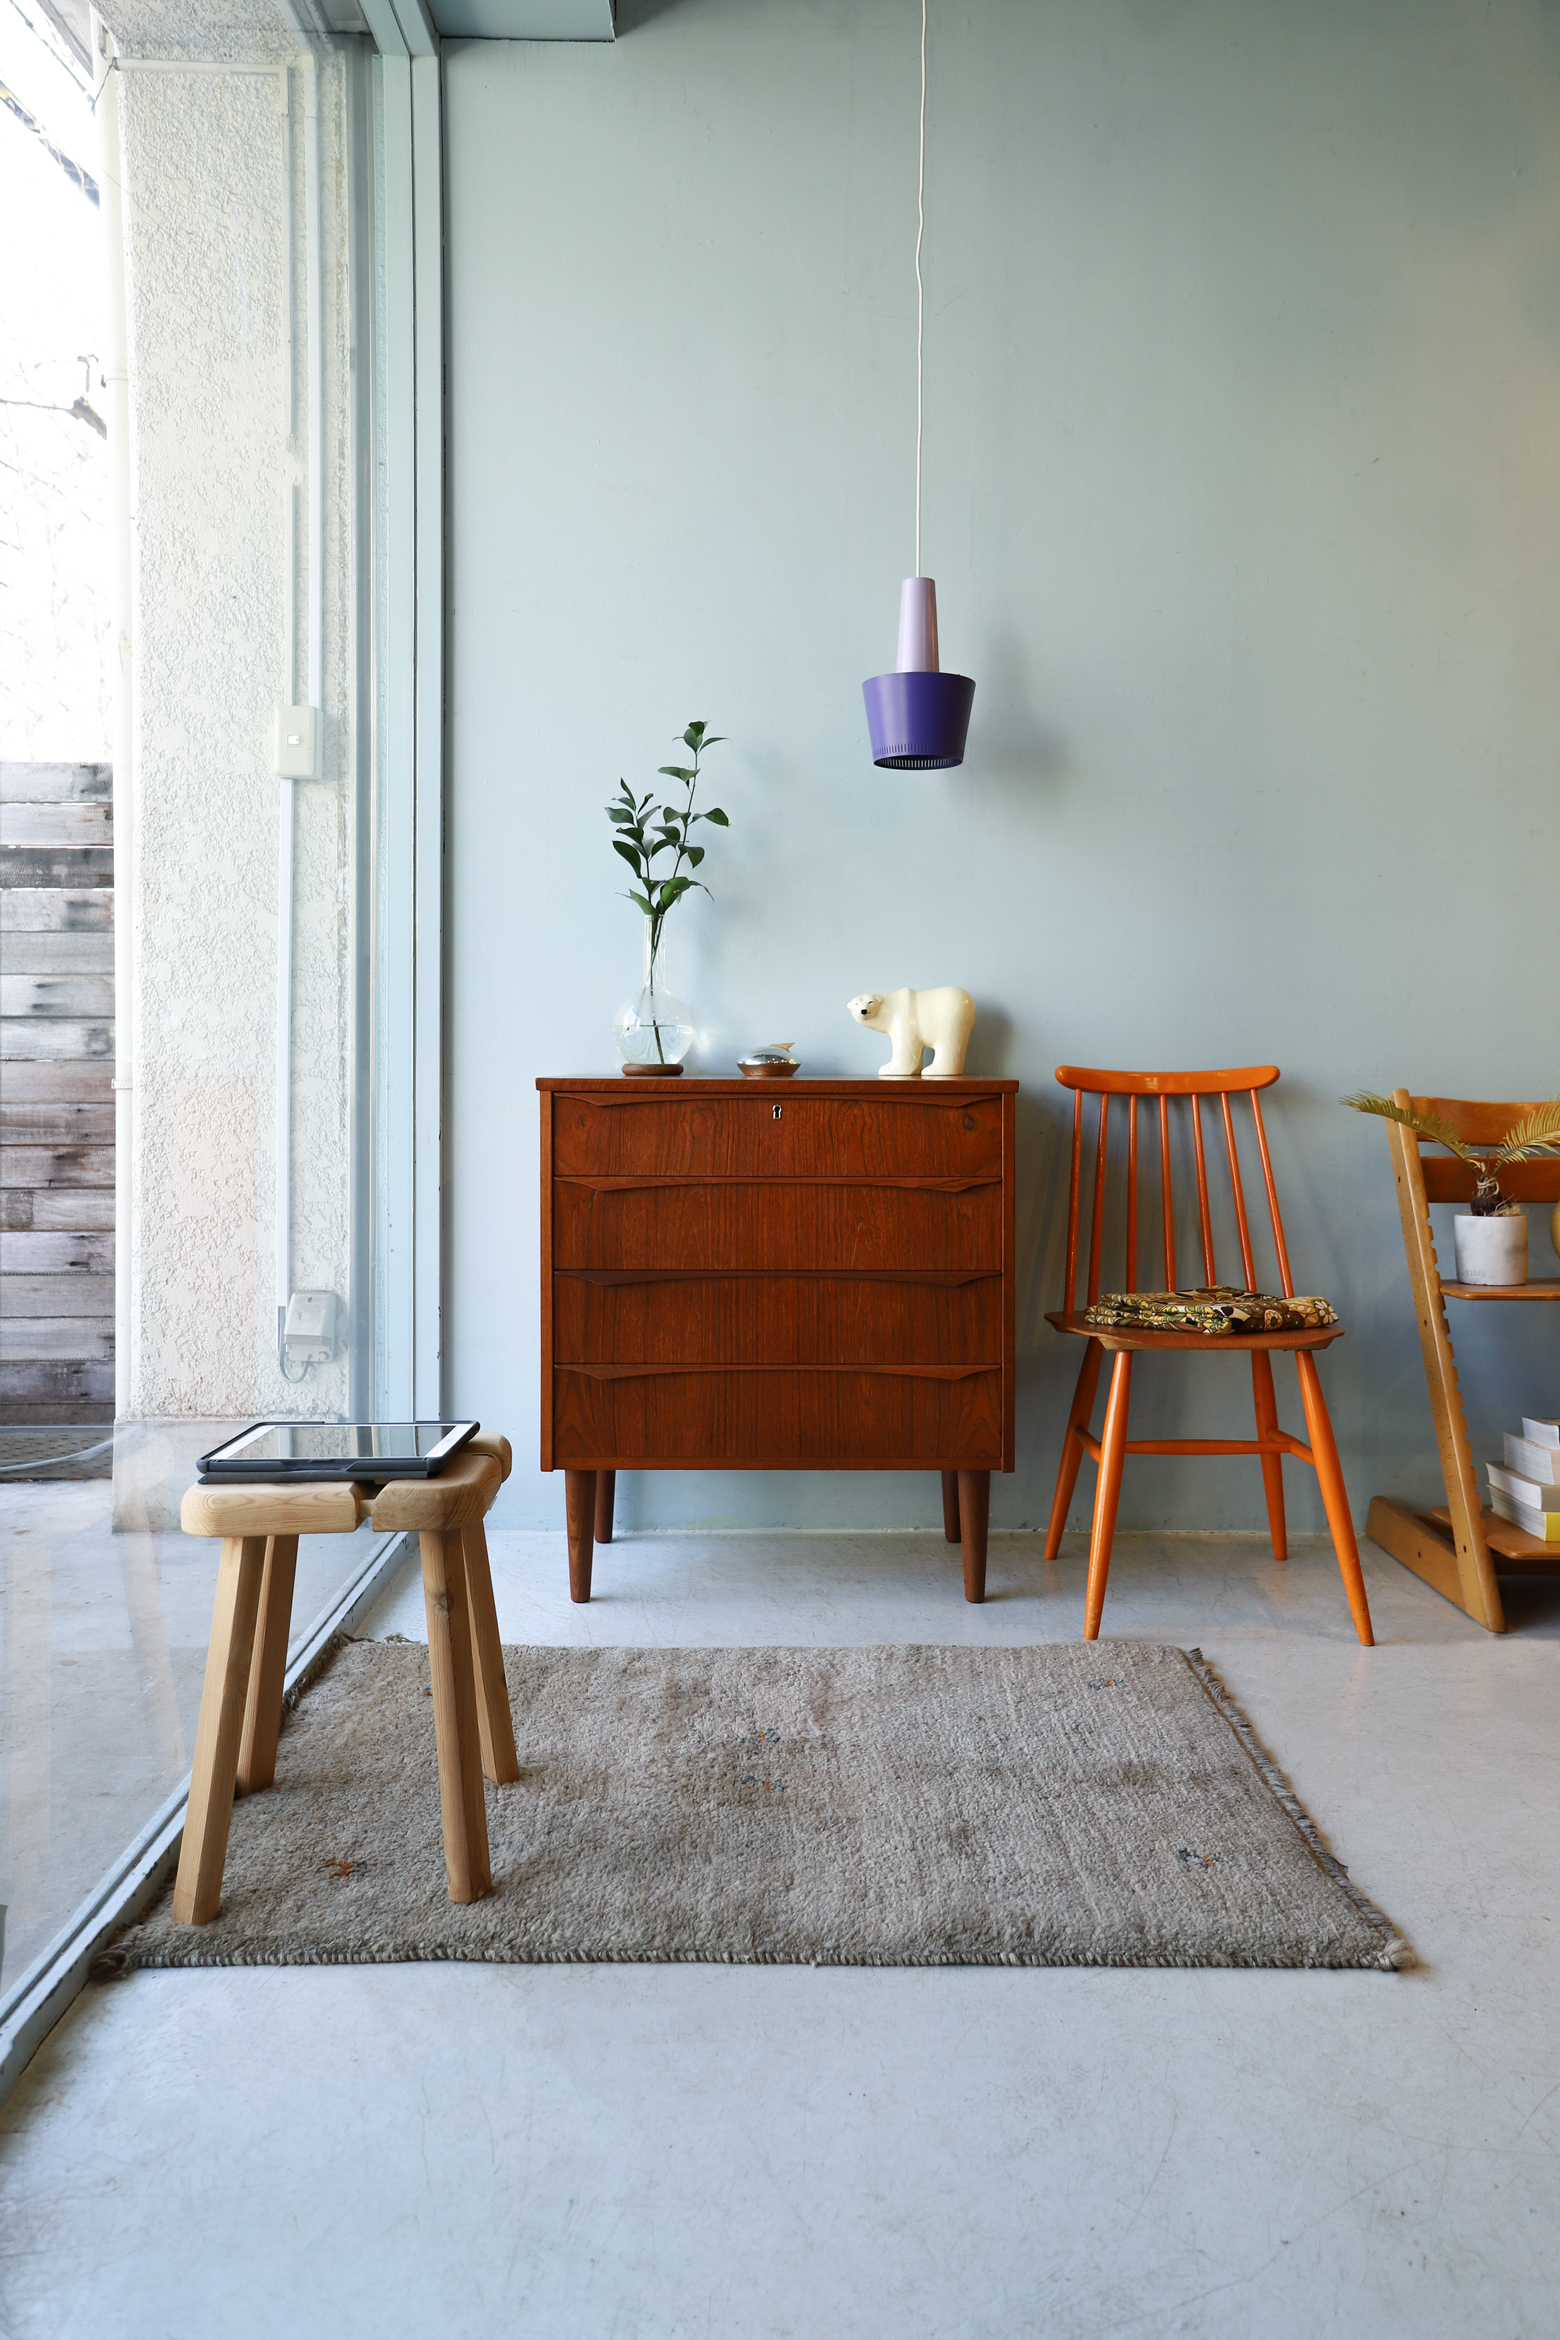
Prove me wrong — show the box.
[605,721,729,1073]
[1343,1090,1560,1285]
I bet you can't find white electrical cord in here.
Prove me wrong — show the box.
[914,0,926,578]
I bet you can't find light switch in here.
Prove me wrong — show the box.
[273,705,320,778]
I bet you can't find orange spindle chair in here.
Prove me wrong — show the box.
[1044,1065,1374,1646]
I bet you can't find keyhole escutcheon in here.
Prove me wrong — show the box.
[772,1104,783,1119]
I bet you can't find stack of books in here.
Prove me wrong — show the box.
[1488,1417,1560,1542]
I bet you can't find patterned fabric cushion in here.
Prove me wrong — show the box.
[1082,1286,1339,1335]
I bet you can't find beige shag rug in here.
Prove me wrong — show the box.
[112,1640,1409,1972]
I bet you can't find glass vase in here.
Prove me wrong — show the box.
[614,918,693,1067]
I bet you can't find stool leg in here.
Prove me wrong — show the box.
[173,1535,268,1926]
[594,1469,616,1545]
[236,1534,298,1796]
[565,1468,596,1602]
[461,1520,519,1785]
[420,1526,491,1902]
[941,1470,961,1544]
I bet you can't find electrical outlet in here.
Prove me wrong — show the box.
[283,1290,338,1363]
[273,705,320,778]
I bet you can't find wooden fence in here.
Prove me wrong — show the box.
[0,762,115,1424]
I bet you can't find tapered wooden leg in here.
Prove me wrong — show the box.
[1045,1339,1104,1559]
[236,1534,298,1796]
[461,1520,519,1785]
[1250,1355,1288,1562]
[1383,1114,1503,1630]
[172,1535,268,1925]
[565,1469,596,1602]
[1084,1353,1133,1640]
[420,1527,491,1902]
[941,1470,961,1544]
[1295,1352,1375,1648]
[958,1469,991,1603]
[594,1468,616,1544]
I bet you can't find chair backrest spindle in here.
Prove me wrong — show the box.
[1086,1093,1109,1306]
[1248,1089,1294,1298]
[1064,1087,1082,1313]
[1125,1095,1139,1293]
[1158,1095,1176,1290]
[1191,1099,1215,1285]
[1219,1093,1258,1289]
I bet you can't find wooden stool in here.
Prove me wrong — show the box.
[172,1433,518,1926]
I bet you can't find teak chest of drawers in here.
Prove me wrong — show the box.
[538,1077,1018,1602]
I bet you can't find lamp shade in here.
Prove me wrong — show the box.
[862,671,976,769]
[862,577,975,769]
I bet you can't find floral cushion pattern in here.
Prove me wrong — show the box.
[1082,1286,1340,1335]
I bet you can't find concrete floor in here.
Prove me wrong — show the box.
[3,1524,1560,2338]
[0,1430,385,1993]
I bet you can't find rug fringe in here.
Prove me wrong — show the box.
[1180,1647,1415,1971]
[110,1940,1418,1973]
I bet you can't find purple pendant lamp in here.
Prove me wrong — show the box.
[862,0,974,771]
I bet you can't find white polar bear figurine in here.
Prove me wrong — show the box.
[847,985,976,1079]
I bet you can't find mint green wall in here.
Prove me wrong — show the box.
[445,1,1560,1532]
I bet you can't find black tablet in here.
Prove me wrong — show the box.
[198,1421,478,1483]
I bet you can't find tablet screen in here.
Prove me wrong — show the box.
[206,1422,465,1466]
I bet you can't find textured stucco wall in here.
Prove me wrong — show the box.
[116,45,356,1418]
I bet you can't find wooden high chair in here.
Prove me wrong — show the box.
[1043,1065,1374,1645]
[1366,1091,1560,1635]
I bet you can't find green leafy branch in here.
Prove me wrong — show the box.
[605,720,729,976]
[1343,1090,1560,1213]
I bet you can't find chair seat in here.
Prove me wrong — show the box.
[1046,1309,1345,1354]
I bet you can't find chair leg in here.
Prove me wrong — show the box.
[594,1469,616,1545]
[1250,1355,1288,1562]
[1045,1339,1104,1560]
[172,1535,268,1926]
[957,1469,990,1603]
[1084,1354,1133,1640]
[940,1470,961,1544]
[565,1469,596,1602]
[461,1520,519,1785]
[1296,1351,1375,1647]
[420,1527,492,1902]
[236,1534,299,1796]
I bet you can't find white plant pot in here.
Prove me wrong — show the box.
[1453,1212,1528,1287]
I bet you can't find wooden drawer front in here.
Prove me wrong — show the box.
[551,1092,1003,1179]
[553,1272,1001,1367]
[553,1180,1002,1272]
[553,1366,1002,1467]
